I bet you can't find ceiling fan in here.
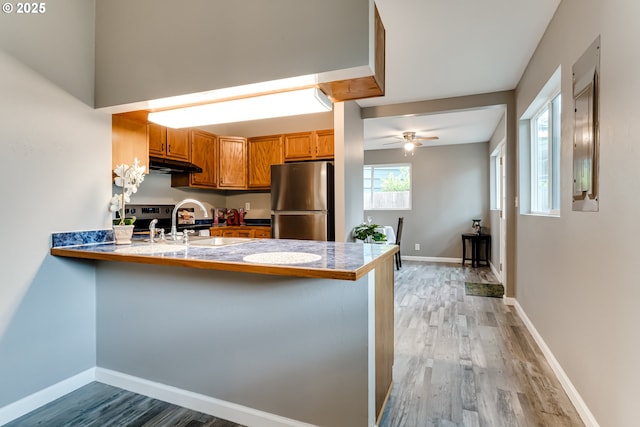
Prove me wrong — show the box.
[383,131,439,154]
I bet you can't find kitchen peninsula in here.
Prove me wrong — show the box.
[50,233,397,427]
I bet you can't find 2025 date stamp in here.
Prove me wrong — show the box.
[2,2,47,14]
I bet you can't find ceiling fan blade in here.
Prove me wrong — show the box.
[383,141,402,146]
[415,136,439,141]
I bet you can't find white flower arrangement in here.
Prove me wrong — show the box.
[109,158,146,226]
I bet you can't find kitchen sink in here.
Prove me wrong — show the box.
[115,244,188,255]
[113,237,252,255]
[188,237,254,247]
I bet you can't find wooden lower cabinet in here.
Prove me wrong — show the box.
[209,226,271,238]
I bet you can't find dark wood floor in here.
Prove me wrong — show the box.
[379,261,584,427]
[7,261,583,426]
[4,382,244,427]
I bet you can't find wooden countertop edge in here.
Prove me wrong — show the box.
[51,246,398,281]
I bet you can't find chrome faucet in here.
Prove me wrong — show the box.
[170,198,208,240]
[149,218,158,243]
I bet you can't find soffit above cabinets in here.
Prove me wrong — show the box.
[95,0,384,111]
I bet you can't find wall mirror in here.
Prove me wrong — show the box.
[572,36,600,212]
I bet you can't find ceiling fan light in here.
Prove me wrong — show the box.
[404,142,415,151]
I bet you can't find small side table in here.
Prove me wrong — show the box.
[461,233,491,268]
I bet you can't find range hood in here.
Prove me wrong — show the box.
[148,156,203,174]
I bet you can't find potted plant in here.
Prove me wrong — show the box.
[353,223,387,243]
[109,158,145,244]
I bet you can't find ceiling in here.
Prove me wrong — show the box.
[360,0,561,150]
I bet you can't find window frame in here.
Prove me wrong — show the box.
[529,92,561,216]
[363,163,412,211]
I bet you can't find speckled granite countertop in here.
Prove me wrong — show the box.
[50,231,398,281]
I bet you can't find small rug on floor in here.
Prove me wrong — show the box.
[465,282,504,298]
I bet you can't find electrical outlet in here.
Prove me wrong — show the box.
[245,202,250,211]
[415,243,420,251]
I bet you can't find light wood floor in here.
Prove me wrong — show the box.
[7,261,584,426]
[379,261,584,427]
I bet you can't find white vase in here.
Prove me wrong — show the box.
[113,225,135,245]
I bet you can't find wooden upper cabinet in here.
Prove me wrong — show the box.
[189,130,218,187]
[172,130,218,188]
[283,132,314,161]
[218,136,247,189]
[166,128,190,161]
[284,130,334,161]
[147,124,190,161]
[147,123,166,157]
[315,129,335,159]
[248,135,284,189]
[112,113,148,172]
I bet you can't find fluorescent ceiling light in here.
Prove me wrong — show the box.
[148,88,332,128]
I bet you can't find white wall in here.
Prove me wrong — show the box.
[515,0,640,425]
[364,142,490,259]
[0,0,110,407]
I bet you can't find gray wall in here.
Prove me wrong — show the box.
[0,0,95,106]
[97,262,371,427]
[515,0,639,425]
[361,92,516,295]
[0,0,109,407]
[335,102,366,242]
[95,0,371,108]
[488,113,507,277]
[364,142,489,259]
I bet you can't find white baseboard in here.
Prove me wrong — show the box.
[514,301,600,427]
[95,368,315,427]
[502,296,516,306]
[0,368,95,426]
[402,255,462,264]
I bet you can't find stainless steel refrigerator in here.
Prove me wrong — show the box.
[271,161,334,241]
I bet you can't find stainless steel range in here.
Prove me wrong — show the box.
[119,204,213,235]
[118,204,174,235]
